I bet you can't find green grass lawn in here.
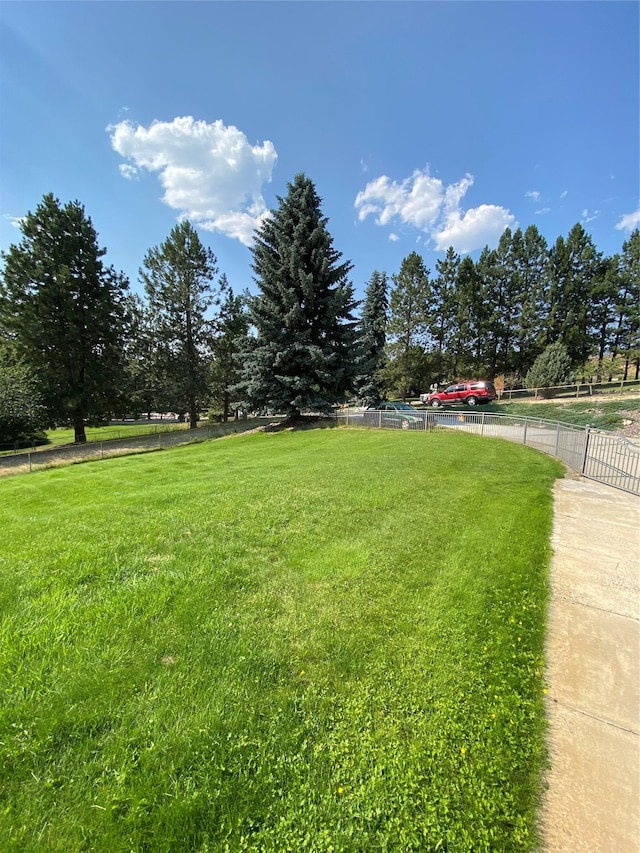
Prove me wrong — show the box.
[45,421,190,446]
[0,428,563,852]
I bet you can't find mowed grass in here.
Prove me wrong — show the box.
[45,422,190,446]
[0,428,563,852]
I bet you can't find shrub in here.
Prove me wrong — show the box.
[0,361,48,444]
[525,343,572,397]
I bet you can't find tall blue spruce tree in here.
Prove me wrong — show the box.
[239,174,357,420]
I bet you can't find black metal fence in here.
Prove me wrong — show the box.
[0,422,257,478]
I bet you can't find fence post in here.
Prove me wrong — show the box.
[523,417,528,446]
[581,427,591,475]
[481,411,485,436]
[29,451,32,473]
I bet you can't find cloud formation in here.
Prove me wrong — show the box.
[3,214,25,229]
[108,116,277,245]
[354,168,515,253]
[616,209,640,232]
[581,208,599,225]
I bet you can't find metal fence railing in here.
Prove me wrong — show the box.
[3,411,639,496]
[0,421,258,478]
[333,409,640,496]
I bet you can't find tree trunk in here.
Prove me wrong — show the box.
[189,397,198,429]
[74,411,87,444]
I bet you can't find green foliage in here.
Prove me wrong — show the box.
[0,194,130,442]
[385,252,431,398]
[0,360,47,444]
[117,293,164,419]
[140,221,221,428]
[0,429,561,851]
[524,342,572,394]
[354,270,388,405]
[429,246,459,374]
[618,229,640,379]
[547,224,603,367]
[238,174,357,418]
[207,281,250,420]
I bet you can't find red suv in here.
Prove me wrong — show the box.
[421,381,497,407]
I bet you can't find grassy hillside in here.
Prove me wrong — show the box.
[0,428,563,852]
[412,394,640,432]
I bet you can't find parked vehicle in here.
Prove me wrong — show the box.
[421,381,497,407]
[363,401,427,430]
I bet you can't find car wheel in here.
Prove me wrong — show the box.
[466,396,478,406]
[401,418,410,430]
[430,399,441,408]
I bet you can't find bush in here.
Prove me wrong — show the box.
[524,343,572,397]
[0,362,48,443]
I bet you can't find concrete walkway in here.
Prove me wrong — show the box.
[540,477,640,852]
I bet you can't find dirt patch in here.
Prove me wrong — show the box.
[619,409,640,440]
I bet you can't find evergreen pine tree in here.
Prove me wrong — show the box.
[385,252,430,399]
[618,229,640,379]
[512,225,550,376]
[354,270,388,405]
[429,247,459,380]
[238,174,357,420]
[140,221,221,428]
[524,341,572,395]
[208,281,250,421]
[547,223,602,368]
[0,193,129,442]
[449,256,482,377]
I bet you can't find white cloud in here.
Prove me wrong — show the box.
[354,167,515,253]
[3,214,25,229]
[581,208,600,225]
[355,169,445,230]
[433,205,516,253]
[615,209,640,231]
[108,116,278,245]
[535,207,551,216]
[525,190,541,202]
[560,190,568,199]
[119,163,139,181]
[389,232,399,242]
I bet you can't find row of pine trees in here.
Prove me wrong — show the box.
[1,176,638,444]
[370,223,639,402]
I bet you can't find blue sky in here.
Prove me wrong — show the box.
[1,1,638,303]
